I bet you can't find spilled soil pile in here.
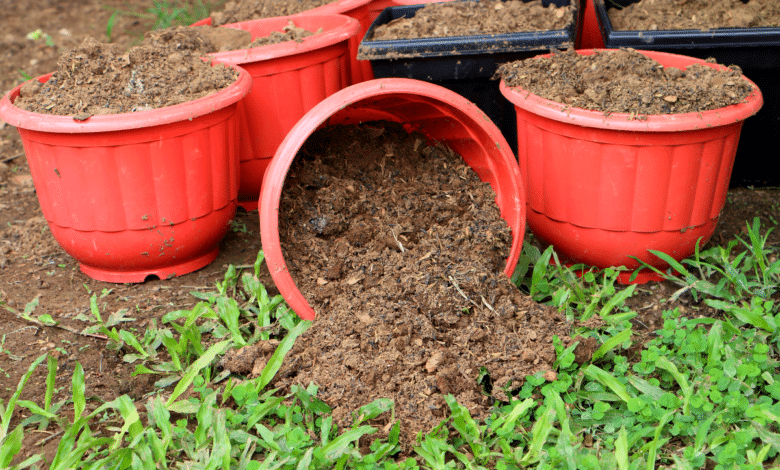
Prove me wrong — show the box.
[608,0,780,31]
[269,121,569,439]
[369,0,573,40]
[496,48,754,115]
[14,37,238,116]
[211,0,334,26]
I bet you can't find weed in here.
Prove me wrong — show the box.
[26,29,54,47]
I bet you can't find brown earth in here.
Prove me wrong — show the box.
[14,37,239,116]
[369,0,573,40]
[211,0,335,25]
[608,0,780,31]
[496,48,753,115]
[248,20,321,47]
[0,0,779,466]
[267,121,568,439]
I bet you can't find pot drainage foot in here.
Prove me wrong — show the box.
[78,248,220,283]
[237,199,259,212]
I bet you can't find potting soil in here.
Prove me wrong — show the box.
[211,0,335,26]
[608,0,780,31]
[267,121,569,441]
[143,22,322,52]
[496,48,754,115]
[248,20,322,47]
[14,37,238,116]
[369,0,573,40]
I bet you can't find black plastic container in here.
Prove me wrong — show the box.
[357,0,580,155]
[594,0,780,187]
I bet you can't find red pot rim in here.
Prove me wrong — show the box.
[0,62,252,133]
[210,14,360,64]
[499,49,764,132]
[260,78,525,321]
[298,0,372,16]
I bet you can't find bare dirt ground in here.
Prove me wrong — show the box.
[0,0,779,464]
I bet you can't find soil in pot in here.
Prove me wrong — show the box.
[14,37,239,117]
[262,120,569,440]
[143,22,322,52]
[368,0,573,39]
[211,0,337,25]
[608,0,780,30]
[496,48,754,115]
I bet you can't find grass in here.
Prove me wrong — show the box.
[1,217,778,469]
[103,0,225,42]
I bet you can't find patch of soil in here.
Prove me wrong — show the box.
[496,48,753,115]
[272,121,569,440]
[142,25,253,55]
[369,0,573,40]
[248,20,321,47]
[143,21,320,53]
[14,37,239,116]
[211,0,334,26]
[608,0,780,31]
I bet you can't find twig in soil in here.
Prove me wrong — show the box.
[1,153,24,164]
[9,325,38,336]
[480,296,495,312]
[447,275,482,312]
[391,229,405,253]
[2,301,108,341]
[34,430,64,447]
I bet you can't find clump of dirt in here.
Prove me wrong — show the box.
[273,121,569,440]
[496,48,754,115]
[211,0,334,26]
[369,0,573,40]
[248,21,322,47]
[609,0,780,31]
[14,37,238,117]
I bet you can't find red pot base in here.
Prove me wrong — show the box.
[79,247,219,283]
[529,208,717,275]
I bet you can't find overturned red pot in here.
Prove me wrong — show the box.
[500,49,763,282]
[0,65,252,283]
[209,14,360,211]
[260,78,526,320]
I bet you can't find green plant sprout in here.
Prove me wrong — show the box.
[26,29,54,47]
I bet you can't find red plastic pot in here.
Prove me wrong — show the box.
[499,49,763,282]
[0,65,252,283]
[260,78,525,320]
[578,0,605,49]
[208,14,360,211]
[192,0,372,85]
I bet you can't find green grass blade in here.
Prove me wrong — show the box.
[259,320,311,390]
[353,398,393,427]
[167,340,231,407]
[647,249,690,277]
[1,355,46,440]
[655,356,690,414]
[322,426,376,461]
[72,363,86,419]
[615,426,629,470]
[0,425,23,468]
[591,328,632,361]
[584,365,631,403]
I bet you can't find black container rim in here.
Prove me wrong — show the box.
[594,0,780,49]
[358,0,579,59]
